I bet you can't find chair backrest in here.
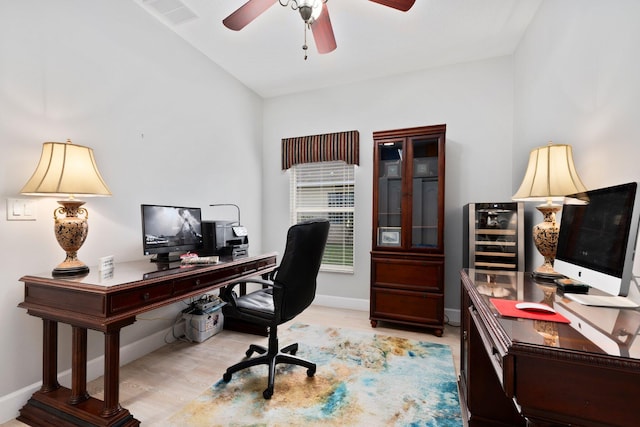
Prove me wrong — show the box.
[274,218,330,322]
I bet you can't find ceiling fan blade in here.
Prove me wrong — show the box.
[311,3,337,54]
[223,0,278,31]
[368,0,416,12]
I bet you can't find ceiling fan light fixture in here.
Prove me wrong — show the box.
[299,5,313,22]
[281,0,325,23]
[280,0,326,60]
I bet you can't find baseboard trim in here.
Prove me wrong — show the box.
[313,294,369,311]
[445,307,461,326]
[312,295,461,326]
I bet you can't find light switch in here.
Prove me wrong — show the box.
[7,198,37,221]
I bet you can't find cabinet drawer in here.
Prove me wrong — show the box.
[371,287,443,325]
[372,258,443,292]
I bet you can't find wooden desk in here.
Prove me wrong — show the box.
[460,269,640,427]
[17,253,277,427]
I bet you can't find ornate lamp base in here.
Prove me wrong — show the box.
[52,264,89,277]
[52,199,90,277]
[532,203,562,278]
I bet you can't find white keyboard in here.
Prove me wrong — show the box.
[565,293,639,308]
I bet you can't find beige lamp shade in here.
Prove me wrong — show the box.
[20,140,112,197]
[512,142,587,202]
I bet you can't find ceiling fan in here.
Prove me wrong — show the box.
[223,0,416,59]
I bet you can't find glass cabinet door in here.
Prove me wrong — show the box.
[376,141,403,247]
[410,136,440,249]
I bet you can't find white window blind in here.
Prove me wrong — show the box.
[290,161,355,273]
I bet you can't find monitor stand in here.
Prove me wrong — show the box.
[628,275,640,301]
[565,277,640,308]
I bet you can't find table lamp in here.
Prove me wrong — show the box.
[21,139,112,276]
[512,142,587,278]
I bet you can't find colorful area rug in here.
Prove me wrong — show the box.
[167,324,462,426]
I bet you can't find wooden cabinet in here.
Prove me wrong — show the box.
[370,124,446,336]
[463,202,524,271]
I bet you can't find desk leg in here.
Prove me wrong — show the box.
[102,330,122,418]
[41,319,60,393]
[19,323,138,427]
[69,326,90,404]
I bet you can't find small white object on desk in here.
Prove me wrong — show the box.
[515,302,556,314]
[98,255,115,272]
[98,255,115,281]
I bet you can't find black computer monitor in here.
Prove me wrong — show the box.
[555,182,640,296]
[141,204,203,263]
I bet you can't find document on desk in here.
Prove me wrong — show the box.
[565,293,640,308]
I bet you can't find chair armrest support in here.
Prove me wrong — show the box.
[220,278,277,307]
[261,267,277,282]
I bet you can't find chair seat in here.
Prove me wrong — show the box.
[234,288,274,320]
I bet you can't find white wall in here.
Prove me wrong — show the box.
[0,1,263,420]
[263,56,516,318]
[513,0,640,271]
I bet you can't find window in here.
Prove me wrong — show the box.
[290,161,355,273]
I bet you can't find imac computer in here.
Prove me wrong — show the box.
[554,182,640,307]
[141,204,203,263]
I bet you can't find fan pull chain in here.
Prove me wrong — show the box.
[303,23,309,60]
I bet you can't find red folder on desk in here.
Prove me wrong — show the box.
[490,298,570,323]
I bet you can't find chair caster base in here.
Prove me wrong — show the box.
[282,343,298,355]
[246,344,267,358]
[263,387,273,399]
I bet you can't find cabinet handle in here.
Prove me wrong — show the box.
[142,293,150,301]
[195,279,201,286]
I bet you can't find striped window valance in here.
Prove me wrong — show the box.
[281,130,359,170]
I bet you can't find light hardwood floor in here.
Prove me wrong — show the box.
[3,305,461,426]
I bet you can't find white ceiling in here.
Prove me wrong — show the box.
[134,0,542,98]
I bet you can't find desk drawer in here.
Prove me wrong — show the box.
[515,353,640,426]
[172,270,226,296]
[256,257,275,270]
[470,307,506,387]
[109,282,174,314]
[233,260,260,276]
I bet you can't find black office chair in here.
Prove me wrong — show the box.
[220,218,330,399]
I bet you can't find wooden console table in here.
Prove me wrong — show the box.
[460,268,640,427]
[17,253,277,427]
